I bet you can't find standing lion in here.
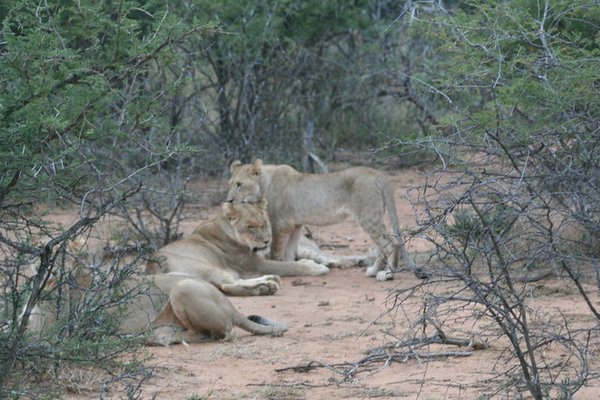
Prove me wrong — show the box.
[227,160,427,281]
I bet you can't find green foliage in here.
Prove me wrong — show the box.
[0,1,455,179]
[431,0,599,138]
[448,203,515,246]
[410,1,600,398]
[174,0,379,164]
[4,0,596,397]
[429,0,600,244]
[1,0,180,205]
[0,0,206,396]
[0,248,150,398]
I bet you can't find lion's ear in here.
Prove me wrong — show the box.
[252,159,263,176]
[222,202,240,222]
[230,160,242,174]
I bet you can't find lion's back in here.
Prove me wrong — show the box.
[264,165,390,226]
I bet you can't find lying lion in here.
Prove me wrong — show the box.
[227,160,427,280]
[29,272,288,345]
[146,199,329,295]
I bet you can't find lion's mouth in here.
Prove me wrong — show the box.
[252,245,269,252]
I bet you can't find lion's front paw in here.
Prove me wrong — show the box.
[298,259,330,275]
[255,275,281,295]
[257,281,279,295]
[262,274,282,285]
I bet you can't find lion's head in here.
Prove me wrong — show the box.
[222,199,271,252]
[227,159,263,203]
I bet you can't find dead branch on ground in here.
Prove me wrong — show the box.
[275,327,487,381]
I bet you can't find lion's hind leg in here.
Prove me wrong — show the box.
[297,235,368,268]
[148,302,215,346]
[167,279,236,338]
[359,219,395,279]
[348,190,393,279]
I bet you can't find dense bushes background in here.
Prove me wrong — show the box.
[1,0,598,398]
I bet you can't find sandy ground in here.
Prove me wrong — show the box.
[57,168,599,399]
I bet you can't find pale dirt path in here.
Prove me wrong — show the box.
[136,267,507,400]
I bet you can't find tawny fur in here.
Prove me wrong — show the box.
[227,160,427,280]
[146,200,329,295]
[29,272,288,346]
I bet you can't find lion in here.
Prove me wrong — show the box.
[294,230,370,269]
[146,199,329,295]
[226,160,427,280]
[29,271,288,345]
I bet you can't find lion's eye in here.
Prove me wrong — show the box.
[236,182,242,187]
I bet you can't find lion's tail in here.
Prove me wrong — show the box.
[236,315,289,336]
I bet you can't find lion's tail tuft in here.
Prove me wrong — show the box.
[243,315,289,336]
